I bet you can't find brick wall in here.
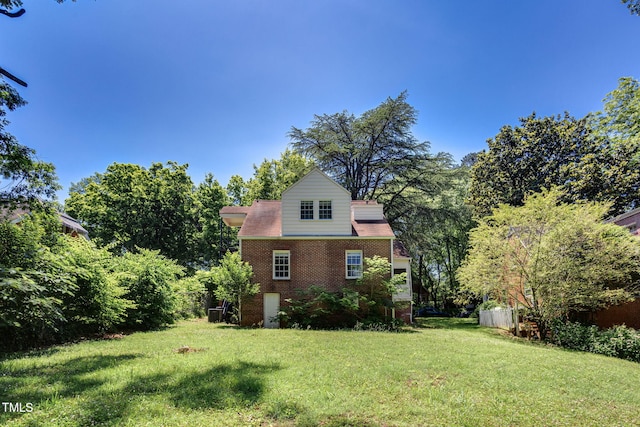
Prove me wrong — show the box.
[240,238,392,326]
[592,298,640,329]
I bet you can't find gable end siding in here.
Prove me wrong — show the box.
[281,170,352,236]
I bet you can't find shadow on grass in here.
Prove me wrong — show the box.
[167,361,282,410]
[0,353,142,423]
[413,317,481,330]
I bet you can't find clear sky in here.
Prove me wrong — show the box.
[2,0,639,201]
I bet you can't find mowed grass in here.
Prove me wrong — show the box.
[2,318,640,427]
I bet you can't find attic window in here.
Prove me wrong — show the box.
[319,200,332,220]
[300,201,314,220]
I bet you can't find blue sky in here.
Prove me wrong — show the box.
[2,0,639,200]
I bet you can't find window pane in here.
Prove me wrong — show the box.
[300,201,314,220]
[346,251,362,278]
[273,251,290,279]
[319,200,332,220]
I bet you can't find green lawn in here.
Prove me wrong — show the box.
[2,318,640,426]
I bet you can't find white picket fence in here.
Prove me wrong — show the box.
[479,308,514,329]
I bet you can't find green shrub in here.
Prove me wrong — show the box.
[113,249,184,330]
[172,275,206,319]
[59,237,132,336]
[470,300,505,319]
[551,321,640,363]
[0,215,74,350]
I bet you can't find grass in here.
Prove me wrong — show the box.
[1,318,640,426]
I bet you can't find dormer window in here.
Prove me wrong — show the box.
[300,201,314,220]
[319,200,332,220]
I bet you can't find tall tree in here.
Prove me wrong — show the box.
[458,188,640,337]
[468,112,640,217]
[226,174,248,206]
[390,165,474,309]
[194,173,230,266]
[65,162,199,266]
[289,92,431,200]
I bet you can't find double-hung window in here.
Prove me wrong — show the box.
[273,250,290,280]
[345,250,363,279]
[319,200,332,220]
[300,201,314,220]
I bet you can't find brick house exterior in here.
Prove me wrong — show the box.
[220,168,412,327]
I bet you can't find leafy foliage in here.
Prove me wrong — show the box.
[470,78,640,218]
[59,238,132,336]
[279,256,406,329]
[0,211,133,349]
[172,275,207,320]
[66,162,200,266]
[225,149,315,206]
[113,248,184,330]
[211,251,259,324]
[458,188,640,336]
[1,80,59,203]
[468,113,600,217]
[551,321,640,363]
[289,92,432,200]
[194,173,230,267]
[66,163,232,268]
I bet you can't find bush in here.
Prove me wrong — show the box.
[59,237,132,336]
[0,215,74,350]
[113,249,184,330]
[172,275,206,319]
[551,321,640,363]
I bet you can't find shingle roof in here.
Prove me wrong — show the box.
[233,200,394,238]
[237,200,282,237]
[393,240,410,258]
[220,206,251,215]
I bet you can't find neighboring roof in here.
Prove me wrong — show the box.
[1,205,88,238]
[233,200,394,238]
[393,240,410,258]
[608,207,640,224]
[59,212,89,237]
[0,205,30,223]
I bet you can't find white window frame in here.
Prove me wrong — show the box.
[300,201,314,220]
[319,200,332,220]
[273,250,290,280]
[345,250,363,279]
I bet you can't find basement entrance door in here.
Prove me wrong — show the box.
[263,293,280,328]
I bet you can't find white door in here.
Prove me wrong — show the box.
[263,293,280,328]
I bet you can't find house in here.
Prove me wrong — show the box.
[219,168,412,327]
[1,204,89,239]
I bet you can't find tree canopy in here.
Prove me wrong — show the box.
[65,162,199,266]
[289,92,431,200]
[468,109,640,218]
